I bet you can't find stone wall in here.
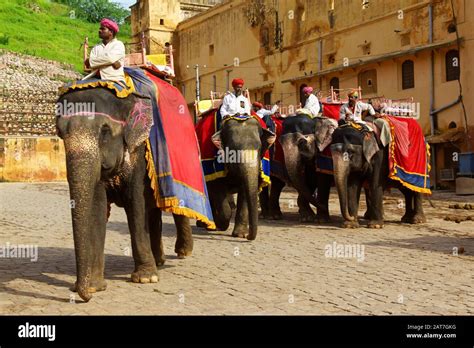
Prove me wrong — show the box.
[0,50,80,181]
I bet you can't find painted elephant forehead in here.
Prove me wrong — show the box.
[331,127,365,145]
[281,115,315,136]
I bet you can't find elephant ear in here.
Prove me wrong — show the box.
[124,97,153,153]
[261,128,276,147]
[363,132,379,163]
[211,130,222,150]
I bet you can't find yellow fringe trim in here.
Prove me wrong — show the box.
[145,139,216,229]
[205,171,227,182]
[58,74,135,98]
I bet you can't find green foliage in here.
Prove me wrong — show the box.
[0,0,131,71]
[54,0,130,24]
[0,33,9,45]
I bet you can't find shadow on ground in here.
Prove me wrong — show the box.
[0,246,175,304]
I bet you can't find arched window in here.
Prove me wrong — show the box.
[264,92,272,106]
[446,50,460,81]
[300,84,308,106]
[329,77,339,90]
[402,60,415,89]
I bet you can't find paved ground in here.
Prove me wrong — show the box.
[0,182,473,315]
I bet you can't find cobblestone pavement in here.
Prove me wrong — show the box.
[0,182,473,315]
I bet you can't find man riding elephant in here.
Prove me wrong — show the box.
[84,18,125,82]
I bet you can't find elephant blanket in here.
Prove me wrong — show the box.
[382,116,431,194]
[195,108,271,189]
[59,68,216,229]
[124,67,216,228]
[268,115,288,181]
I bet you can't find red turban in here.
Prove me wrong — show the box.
[232,78,244,87]
[100,18,119,34]
[252,102,263,109]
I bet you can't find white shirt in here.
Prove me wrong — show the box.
[339,101,375,122]
[303,94,321,117]
[220,92,251,117]
[256,104,279,119]
[89,38,126,82]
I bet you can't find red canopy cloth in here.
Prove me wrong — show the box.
[383,115,431,194]
[322,102,342,121]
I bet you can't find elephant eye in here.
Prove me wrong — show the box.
[100,124,112,141]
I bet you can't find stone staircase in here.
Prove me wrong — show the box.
[0,49,81,137]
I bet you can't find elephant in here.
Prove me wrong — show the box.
[208,116,275,240]
[318,120,427,228]
[56,88,193,302]
[260,114,333,223]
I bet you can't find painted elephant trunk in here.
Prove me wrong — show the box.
[65,137,101,302]
[332,149,355,221]
[281,136,319,208]
[236,160,260,240]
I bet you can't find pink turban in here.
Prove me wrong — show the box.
[302,86,313,94]
[100,18,119,34]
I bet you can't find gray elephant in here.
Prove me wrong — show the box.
[264,114,332,222]
[207,116,275,240]
[56,88,193,302]
[316,118,427,228]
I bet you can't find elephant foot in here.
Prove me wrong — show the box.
[231,231,248,239]
[342,220,360,229]
[269,209,283,220]
[196,220,207,228]
[70,279,107,293]
[367,220,384,229]
[246,232,256,241]
[299,212,316,223]
[231,226,248,239]
[131,265,159,284]
[363,211,371,220]
[271,213,283,220]
[175,249,192,259]
[259,210,270,219]
[315,214,331,223]
[408,213,426,224]
[155,255,166,267]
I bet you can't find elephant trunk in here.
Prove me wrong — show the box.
[332,148,354,221]
[236,153,260,240]
[245,168,259,240]
[65,135,101,302]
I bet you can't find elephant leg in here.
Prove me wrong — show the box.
[148,208,165,267]
[367,151,386,228]
[209,184,232,231]
[407,192,426,224]
[342,177,361,229]
[363,187,371,220]
[125,185,158,284]
[232,190,249,238]
[173,214,193,258]
[259,186,270,219]
[269,176,285,220]
[400,187,415,223]
[298,194,316,223]
[315,174,331,223]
